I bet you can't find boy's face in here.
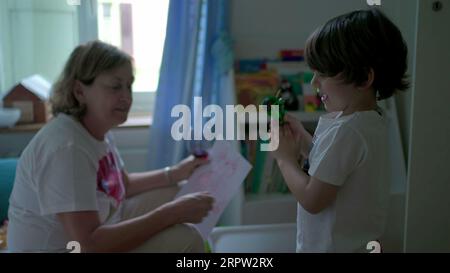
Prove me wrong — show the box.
[311,71,359,113]
[80,63,134,129]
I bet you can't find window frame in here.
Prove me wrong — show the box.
[77,0,157,118]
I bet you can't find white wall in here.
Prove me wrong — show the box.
[111,127,150,173]
[379,0,418,253]
[0,126,149,173]
[404,0,450,252]
[0,0,78,94]
[231,0,366,60]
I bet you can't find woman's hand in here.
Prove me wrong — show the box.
[170,155,209,182]
[167,192,214,224]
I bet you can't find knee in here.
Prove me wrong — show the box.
[130,223,205,253]
[176,224,205,253]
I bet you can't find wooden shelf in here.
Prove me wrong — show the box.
[0,116,152,134]
[0,122,45,133]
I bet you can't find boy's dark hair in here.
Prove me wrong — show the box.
[305,8,409,100]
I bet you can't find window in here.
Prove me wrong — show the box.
[0,0,169,118]
[0,0,79,97]
[96,0,170,117]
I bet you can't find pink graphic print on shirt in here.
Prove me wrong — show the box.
[96,151,125,205]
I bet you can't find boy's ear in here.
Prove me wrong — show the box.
[73,80,86,104]
[358,68,375,90]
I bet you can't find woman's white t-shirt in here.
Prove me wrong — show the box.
[7,113,126,252]
[297,110,390,253]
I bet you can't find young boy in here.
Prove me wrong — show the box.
[271,8,408,252]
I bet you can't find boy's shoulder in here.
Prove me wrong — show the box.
[348,110,386,128]
[320,110,385,137]
[333,110,387,143]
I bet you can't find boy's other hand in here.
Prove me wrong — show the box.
[270,124,301,162]
[284,114,311,159]
[285,114,306,136]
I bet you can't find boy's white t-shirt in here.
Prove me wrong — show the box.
[7,113,126,252]
[297,110,390,253]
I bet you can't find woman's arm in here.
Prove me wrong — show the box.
[57,191,213,252]
[123,169,172,198]
[124,156,209,198]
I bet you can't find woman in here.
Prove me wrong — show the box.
[7,40,214,253]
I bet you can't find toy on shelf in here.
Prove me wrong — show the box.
[279,79,299,111]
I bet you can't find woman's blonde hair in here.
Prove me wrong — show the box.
[51,40,133,119]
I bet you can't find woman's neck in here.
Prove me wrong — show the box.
[80,115,108,141]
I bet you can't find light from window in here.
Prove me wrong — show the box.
[97,0,169,93]
[102,3,112,18]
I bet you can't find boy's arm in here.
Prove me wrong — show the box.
[277,159,338,214]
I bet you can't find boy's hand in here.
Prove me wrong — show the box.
[285,114,306,136]
[270,123,301,162]
[171,155,209,182]
[284,114,311,158]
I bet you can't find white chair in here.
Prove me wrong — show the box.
[209,223,296,253]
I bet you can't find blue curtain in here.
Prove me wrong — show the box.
[147,0,234,170]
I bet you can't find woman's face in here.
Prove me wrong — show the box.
[81,62,134,129]
[311,71,357,113]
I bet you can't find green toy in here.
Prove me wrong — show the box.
[261,89,286,125]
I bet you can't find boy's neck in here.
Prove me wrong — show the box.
[342,92,378,116]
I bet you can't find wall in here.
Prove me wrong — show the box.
[231,0,366,60]
[379,0,418,253]
[0,0,78,94]
[110,128,149,173]
[0,127,149,173]
[404,0,450,252]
